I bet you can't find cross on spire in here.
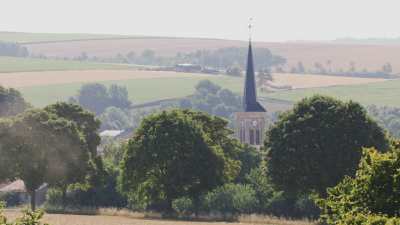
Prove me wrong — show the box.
[248,18,253,41]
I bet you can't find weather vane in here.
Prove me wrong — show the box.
[248,18,253,41]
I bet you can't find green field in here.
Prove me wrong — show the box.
[19,76,244,107]
[18,75,400,109]
[0,57,128,73]
[268,79,400,107]
[0,31,130,43]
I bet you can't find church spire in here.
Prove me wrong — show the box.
[243,37,266,112]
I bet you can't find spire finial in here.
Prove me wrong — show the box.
[248,18,253,42]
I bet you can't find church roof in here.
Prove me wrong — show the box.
[243,42,266,112]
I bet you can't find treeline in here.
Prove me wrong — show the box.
[73,47,286,72]
[287,60,395,78]
[0,41,29,57]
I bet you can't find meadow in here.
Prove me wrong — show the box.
[268,79,400,107]
[0,71,382,107]
[0,57,128,73]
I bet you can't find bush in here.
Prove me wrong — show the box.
[338,212,400,225]
[317,146,400,224]
[172,197,193,216]
[202,184,258,216]
[1,202,49,225]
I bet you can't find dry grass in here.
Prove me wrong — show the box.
[4,208,316,225]
[0,70,210,88]
[0,70,384,89]
[24,37,400,73]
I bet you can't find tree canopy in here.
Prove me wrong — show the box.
[0,86,30,117]
[265,95,389,196]
[120,109,241,211]
[3,109,88,210]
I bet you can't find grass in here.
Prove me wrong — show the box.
[267,79,400,107]
[16,73,400,108]
[0,57,128,73]
[4,208,315,225]
[0,31,130,43]
[18,76,244,107]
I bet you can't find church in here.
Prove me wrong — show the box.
[235,40,267,148]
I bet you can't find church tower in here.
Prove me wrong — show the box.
[235,40,267,148]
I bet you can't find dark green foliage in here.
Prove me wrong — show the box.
[202,183,258,216]
[0,86,30,117]
[172,197,194,217]
[75,83,132,115]
[235,145,262,183]
[266,95,389,196]
[317,146,400,224]
[120,109,241,211]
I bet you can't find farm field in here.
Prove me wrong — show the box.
[0,31,132,43]
[0,70,385,107]
[0,57,128,73]
[19,35,400,73]
[3,211,313,225]
[268,79,400,107]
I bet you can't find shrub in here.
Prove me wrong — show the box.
[338,212,400,225]
[172,197,193,216]
[1,201,49,225]
[317,146,400,224]
[202,184,258,216]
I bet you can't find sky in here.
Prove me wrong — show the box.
[1,0,400,42]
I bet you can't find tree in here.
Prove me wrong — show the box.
[257,68,273,87]
[99,106,132,130]
[0,119,14,182]
[108,85,132,109]
[317,145,400,224]
[297,62,305,74]
[120,110,240,212]
[0,86,30,117]
[44,102,102,206]
[77,83,110,114]
[265,95,389,197]
[7,109,88,210]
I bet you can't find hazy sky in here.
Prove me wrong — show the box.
[1,0,399,42]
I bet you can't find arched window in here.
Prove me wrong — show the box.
[250,129,255,145]
[256,129,261,145]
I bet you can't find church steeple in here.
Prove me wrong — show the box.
[243,41,266,112]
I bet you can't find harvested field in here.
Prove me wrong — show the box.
[0,70,385,89]
[0,56,127,73]
[0,70,210,88]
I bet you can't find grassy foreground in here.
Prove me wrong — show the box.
[4,209,314,225]
[0,57,128,73]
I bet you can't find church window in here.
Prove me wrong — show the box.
[256,129,261,145]
[250,129,255,145]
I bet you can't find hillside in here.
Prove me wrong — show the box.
[0,56,128,73]
[12,34,400,74]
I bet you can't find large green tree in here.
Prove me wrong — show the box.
[6,109,88,210]
[120,110,240,211]
[265,95,389,196]
[44,102,104,206]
